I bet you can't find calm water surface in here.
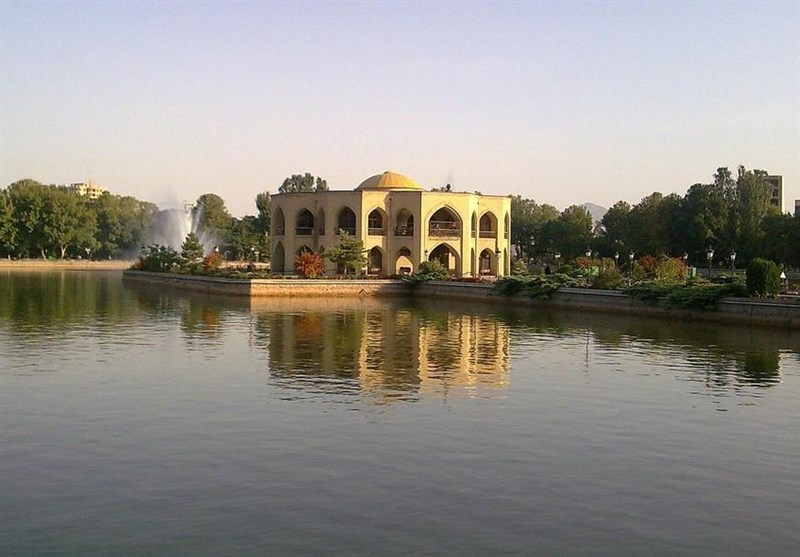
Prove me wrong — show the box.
[1,271,798,556]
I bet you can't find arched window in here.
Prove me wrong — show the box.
[504,213,510,239]
[428,243,459,273]
[368,247,383,275]
[395,209,414,236]
[272,241,285,273]
[338,207,356,235]
[296,209,314,236]
[368,209,385,235]
[479,248,495,275]
[428,207,461,237]
[479,213,497,238]
[273,208,285,236]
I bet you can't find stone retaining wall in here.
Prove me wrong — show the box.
[415,281,799,330]
[121,272,800,330]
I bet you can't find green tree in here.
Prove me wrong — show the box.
[7,179,49,258]
[181,232,205,262]
[682,182,728,260]
[599,200,631,252]
[510,196,559,260]
[255,192,271,232]
[539,205,593,261]
[278,173,328,194]
[225,215,269,260]
[44,186,97,258]
[193,193,232,238]
[759,212,799,268]
[0,189,15,257]
[735,166,774,261]
[325,232,366,275]
[94,193,157,258]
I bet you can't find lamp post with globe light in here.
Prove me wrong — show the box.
[706,247,714,278]
[730,251,736,271]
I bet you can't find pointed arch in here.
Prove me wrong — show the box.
[479,211,498,238]
[428,242,460,274]
[337,206,356,236]
[273,208,285,236]
[479,248,497,275]
[295,209,314,236]
[272,241,285,273]
[367,208,387,236]
[427,206,462,238]
[395,247,413,275]
[367,246,384,275]
[471,211,478,238]
[295,245,313,256]
[395,208,414,236]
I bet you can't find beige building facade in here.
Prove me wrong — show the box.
[269,171,512,277]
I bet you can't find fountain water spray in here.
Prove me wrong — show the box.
[145,205,221,255]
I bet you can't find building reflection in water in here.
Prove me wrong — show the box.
[253,299,510,403]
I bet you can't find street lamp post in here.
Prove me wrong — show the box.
[628,251,634,273]
[614,252,619,267]
[585,247,592,259]
[554,252,561,271]
[706,247,714,278]
[730,251,736,271]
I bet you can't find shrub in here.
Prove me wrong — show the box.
[294,251,326,278]
[746,258,780,298]
[132,244,180,272]
[654,258,686,284]
[418,259,450,280]
[494,273,582,299]
[592,267,624,290]
[511,259,530,276]
[637,255,660,277]
[202,252,223,271]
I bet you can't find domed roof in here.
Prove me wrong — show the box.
[355,171,422,191]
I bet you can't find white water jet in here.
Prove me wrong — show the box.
[146,206,221,255]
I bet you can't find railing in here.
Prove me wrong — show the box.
[368,227,385,236]
[479,230,497,238]
[395,227,413,237]
[429,221,461,237]
[295,227,313,236]
[338,226,356,236]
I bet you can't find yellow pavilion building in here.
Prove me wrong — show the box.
[269,171,511,277]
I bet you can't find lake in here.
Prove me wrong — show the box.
[1,270,798,556]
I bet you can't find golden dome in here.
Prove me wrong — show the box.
[355,170,422,191]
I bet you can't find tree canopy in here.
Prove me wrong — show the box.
[278,173,328,194]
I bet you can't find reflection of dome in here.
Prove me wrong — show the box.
[355,170,422,191]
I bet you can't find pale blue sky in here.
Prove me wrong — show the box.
[1,1,798,216]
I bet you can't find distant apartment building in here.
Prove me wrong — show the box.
[70,181,107,199]
[764,175,782,210]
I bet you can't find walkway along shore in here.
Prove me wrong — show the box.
[121,271,800,331]
[1,259,134,270]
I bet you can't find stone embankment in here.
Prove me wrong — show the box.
[121,271,800,330]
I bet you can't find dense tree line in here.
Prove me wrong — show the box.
[512,166,799,268]
[0,179,271,260]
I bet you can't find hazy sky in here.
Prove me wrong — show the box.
[1,1,798,216]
